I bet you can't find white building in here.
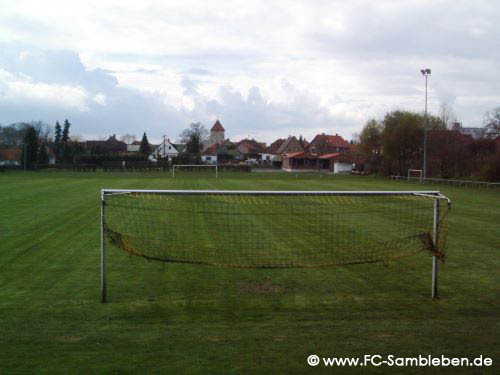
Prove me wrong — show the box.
[127,141,141,152]
[150,138,179,161]
[201,143,218,164]
[259,152,278,164]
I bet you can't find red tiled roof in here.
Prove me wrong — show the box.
[308,133,351,152]
[202,143,219,156]
[211,120,225,132]
[236,138,266,153]
[319,153,353,163]
[283,151,318,160]
[0,148,22,161]
[276,136,305,155]
[318,153,342,159]
[283,151,305,158]
[267,138,285,154]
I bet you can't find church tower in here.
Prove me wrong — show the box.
[203,119,226,150]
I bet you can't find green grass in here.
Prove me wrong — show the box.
[0,171,498,374]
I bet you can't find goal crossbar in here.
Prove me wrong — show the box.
[102,189,448,198]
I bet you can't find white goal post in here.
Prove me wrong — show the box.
[100,189,451,303]
[172,164,218,178]
[408,169,423,183]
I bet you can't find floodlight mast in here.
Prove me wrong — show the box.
[421,68,431,180]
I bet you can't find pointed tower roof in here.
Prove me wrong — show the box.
[211,119,225,132]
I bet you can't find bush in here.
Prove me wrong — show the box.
[218,164,251,172]
[480,149,500,182]
[77,153,148,166]
[102,161,168,172]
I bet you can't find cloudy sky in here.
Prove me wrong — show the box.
[0,0,499,143]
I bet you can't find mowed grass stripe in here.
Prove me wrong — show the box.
[0,171,498,374]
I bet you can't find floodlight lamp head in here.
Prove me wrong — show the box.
[426,69,431,74]
[420,69,426,75]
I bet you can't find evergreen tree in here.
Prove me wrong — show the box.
[21,126,39,170]
[140,132,151,155]
[61,119,71,162]
[54,121,62,159]
[62,119,71,143]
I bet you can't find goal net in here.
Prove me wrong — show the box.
[172,164,218,178]
[102,190,450,269]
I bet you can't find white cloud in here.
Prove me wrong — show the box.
[0,0,499,141]
[0,68,89,111]
[92,93,107,106]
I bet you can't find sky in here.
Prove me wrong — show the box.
[0,0,499,144]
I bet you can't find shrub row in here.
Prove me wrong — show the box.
[102,161,169,172]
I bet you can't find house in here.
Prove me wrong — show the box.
[267,138,285,154]
[216,139,243,164]
[0,147,22,166]
[298,136,309,149]
[203,120,226,151]
[282,151,353,173]
[282,151,318,171]
[259,151,278,164]
[202,143,219,164]
[85,134,127,154]
[318,153,354,173]
[150,138,178,161]
[127,141,141,152]
[236,138,266,164]
[275,136,306,157]
[307,133,351,154]
[263,138,285,163]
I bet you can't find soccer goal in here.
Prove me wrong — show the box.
[172,164,218,178]
[408,169,423,183]
[100,190,451,302]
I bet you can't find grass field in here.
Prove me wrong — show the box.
[0,171,498,374]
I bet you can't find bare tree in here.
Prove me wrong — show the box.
[439,103,457,129]
[179,122,209,154]
[484,107,500,138]
[120,133,137,144]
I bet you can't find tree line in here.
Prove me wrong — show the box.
[0,119,156,168]
[355,107,500,181]
[0,121,54,169]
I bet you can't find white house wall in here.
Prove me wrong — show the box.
[334,162,354,174]
[202,155,217,164]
